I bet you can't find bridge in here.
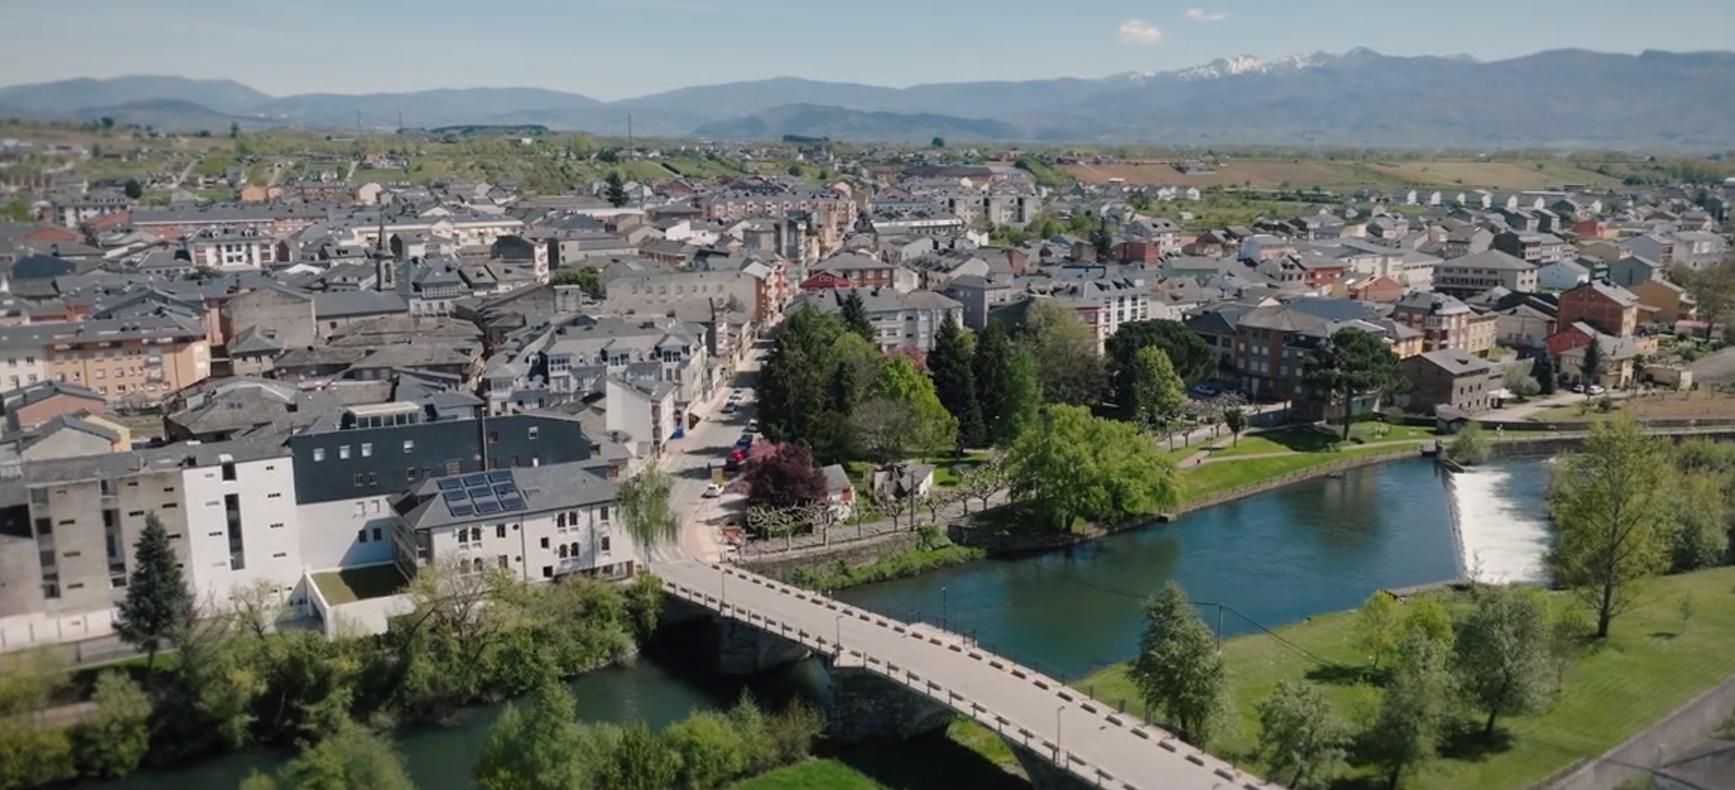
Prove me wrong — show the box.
[657,559,1284,790]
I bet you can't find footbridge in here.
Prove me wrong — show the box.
[657,560,1284,790]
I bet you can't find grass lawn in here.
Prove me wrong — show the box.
[311,564,408,605]
[1076,567,1735,790]
[1209,424,1434,459]
[730,723,1027,790]
[1178,443,1410,502]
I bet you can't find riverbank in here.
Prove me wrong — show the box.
[1073,566,1735,790]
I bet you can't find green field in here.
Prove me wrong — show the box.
[1077,567,1735,790]
[1177,442,1414,502]
[1207,424,1435,459]
[729,722,1026,790]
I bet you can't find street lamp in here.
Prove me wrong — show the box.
[941,586,949,632]
[835,614,843,649]
[1055,705,1064,762]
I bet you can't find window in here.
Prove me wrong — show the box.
[270,522,284,529]
[407,468,418,482]
[558,544,568,558]
[599,506,610,522]
[495,524,506,539]
[487,431,500,444]
[361,443,373,457]
[568,542,580,557]
[221,463,236,481]
[357,529,368,543]
[339,445,351,460]
[543,566,553,579]
[539,537,549,549]
[372,527,382,542]
[353,473,365,487]
[272,552,287,559]
[528,426,539,440]
[404,440,415,453]
[497,555,509,569]
[556,512,566,529]
[600,534,611,553]
[312,448,325,462]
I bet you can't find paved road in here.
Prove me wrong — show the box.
[658,561,1276,790]
[646,344,769,566]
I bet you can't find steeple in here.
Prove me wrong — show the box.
[372,212,395,292]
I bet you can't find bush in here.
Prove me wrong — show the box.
[0,724,75,790]
[70,672,151,779]
[1448,423,1492,465]
[766,698,826,765]
[663,710,744,790]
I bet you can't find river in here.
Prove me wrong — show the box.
[89,456,1552,790]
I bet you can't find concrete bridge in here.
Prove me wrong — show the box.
[658,559,1284,790]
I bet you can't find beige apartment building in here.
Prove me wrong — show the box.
[24,316,213,405]
[1390,291,1498,355]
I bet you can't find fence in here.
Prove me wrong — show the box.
[1531,670,1735,790]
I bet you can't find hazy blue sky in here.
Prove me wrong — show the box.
[4,0,1732,99]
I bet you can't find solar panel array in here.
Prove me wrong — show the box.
[442,470,526,518]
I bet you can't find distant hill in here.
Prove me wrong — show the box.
[68,99,260,133]
[693,104,1021,142]
[6,49,1735,146]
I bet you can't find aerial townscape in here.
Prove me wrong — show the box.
[2,4,1735,790]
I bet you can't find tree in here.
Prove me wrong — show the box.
[1255,680,1349,789]
[1129,582,1228,746]
[1303,327,1404,441]
[615,469,679,550]
[598,721,677,790]
[1354,591,1402,671]
[1672,260,1735,338]
[759,306,845,448]
[862,355,956,458]
[116,513,192,676]
[1404,596,1454,646]
[839,289,874,343]
[1106,320,1216,409]
[229,121,241,139]
[1128,346,1187,433]
[1533,353,1557,395]
[1223,406,1247,446]
[0,199,31,223]
[1454,586,1556,737]
[1502,363,1539,399]
[930,136,946,148]
[604,171,629,207]
[1669,470,1730,572]
[274,720,416,790]
[1448,422,1492,465]
[1022,300,1104,406]
[1579,335,1603,392]
[122,178,143,200]
[1546,415,1672,638]
[741,442,827,510]
[973,322,1039,447]
[69,672,151,779]
[1366,632,1454,790]
[1004,404,1179,532]
[664,710,744,790]
[474,681,590,790]
[549,266,603,299]
[927,313,983,447]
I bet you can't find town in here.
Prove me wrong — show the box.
[2,46,1735,790]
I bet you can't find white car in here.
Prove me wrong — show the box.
[703,483,725,498]
[1587,384,1606,396]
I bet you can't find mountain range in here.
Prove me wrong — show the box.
[4,49,1734,147]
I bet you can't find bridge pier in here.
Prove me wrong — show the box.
[1003,739,1096,790]
[716,617,809,676]
[826,664,958,745]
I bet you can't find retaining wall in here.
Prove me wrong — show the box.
[738,532,922,577]
[1531,670,1735,790]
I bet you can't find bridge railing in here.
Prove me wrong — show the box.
[661,565,1279,790]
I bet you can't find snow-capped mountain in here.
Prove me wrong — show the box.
[1169,53,1331,80]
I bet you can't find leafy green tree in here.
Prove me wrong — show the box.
[1366,631,1454,790]
[930,136,946,148]
[1255,679,1349,789]
[759,306,845,448]
[123,178,143,200]
[1022,299,1104,405]
[474,681,590,790]
[663,710,744,790]
[727,695,778,775]
[1129,582,1228,746]
[765,698,826,764]
[1454,586,1557,737]
[972,321,1025,446]
[1546,415,1672,638]
[1004,404,1178,532]
[1669,469,1730,571]
[1580,336,1602,390]
[275,720,416,790]
[116,513,193,676]
[927,313,983,447]
[1355,591,1402,671]
[0,199,31,223]
[615,469,679,550]
[1448,422,1491,465]
[1533,353,1557,395]
[597,721,677,790]
[839,289,874,342]
[855,355,956,459]
[1128,346,1187,432]
[1223,406,1247,446]
[0,723,74,790]
[1303,327,1404,441]
[1106,320,1215,408]
[604,171,629,207]
[549,267,604,299]
[69,672,151,779]
[1404,596,1454,646]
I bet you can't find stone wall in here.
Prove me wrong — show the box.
[1532,670,1735,790]
[738,532,921,578]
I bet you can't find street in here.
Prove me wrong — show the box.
[648,342,770,566]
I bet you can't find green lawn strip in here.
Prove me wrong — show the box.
[1074,567,1735,790]
[730,724,1029,790]
[1178,443,1407,502]
[1208,424,1434,459]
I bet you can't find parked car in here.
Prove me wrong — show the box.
[1587,384,1606,396]
[746,418,759,432]
[1571,383,1586,394]
[1189,384,1219,397]
[722,401,737,414]
[703,483,725,498]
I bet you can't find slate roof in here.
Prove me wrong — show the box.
[399,461,616,531]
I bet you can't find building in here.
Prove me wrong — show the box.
[791,287,963,353]
[0,381,107,432]
[1628,279,1696,325]
[801,253,903,291]
[1534,259,1590,291]
[1389,292,1497,355]
[1432,250,1539,297]
[390,462,633,585]
[1399,349,1497,415]
[1556,280,1640,338]
[15,316,213,406]
[184,227,278,270]
[1492,231,1572,265]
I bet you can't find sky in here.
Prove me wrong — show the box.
[3,0,1733,100]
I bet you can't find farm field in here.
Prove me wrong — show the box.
[1063,158,1618,191]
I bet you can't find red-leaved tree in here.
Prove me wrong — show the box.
[742,441,827,509]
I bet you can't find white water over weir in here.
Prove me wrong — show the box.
[1443,458,1553,584]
